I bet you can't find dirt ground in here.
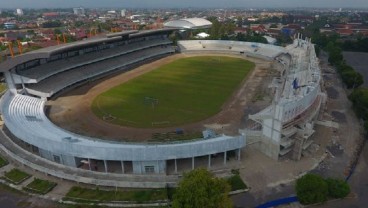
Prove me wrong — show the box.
[47,53,273,141]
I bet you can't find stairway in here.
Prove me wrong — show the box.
[292,137,304,161]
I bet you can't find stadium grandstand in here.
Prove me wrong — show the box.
[0,29,245,179]
[179,37,325,161]
[0,26,323,186]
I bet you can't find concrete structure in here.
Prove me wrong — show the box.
[263,35,277,45]
[4,22,16,30]
[0,29,245,176]
[121,9,126,17]
[73,7,85,16]
[245,37,325,160]
[16,9,23,16]
[178,40,286,60]
[195,32,210,39]
[178,38,325,161]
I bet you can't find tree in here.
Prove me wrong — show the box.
[172,168,232,208]
[349,88,368,120]
[296,174,328,205]
[325,178,350,198]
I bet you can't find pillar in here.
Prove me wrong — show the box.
[104,160,108,173]
[121,161,125,174]
[88,158,91,171]
[238,149,241,161]
[174,159,177,173]
[192,157,195,170]
[224,151,227,165]
[156,160,159,174]
[208,154,211,168]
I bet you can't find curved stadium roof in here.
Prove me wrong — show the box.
[164,18,212,29]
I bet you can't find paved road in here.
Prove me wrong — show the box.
[232,184,295,208]
[0,184,29,208]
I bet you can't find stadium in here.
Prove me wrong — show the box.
[0,19,324,187]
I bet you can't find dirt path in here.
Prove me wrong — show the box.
[47,53,272,141]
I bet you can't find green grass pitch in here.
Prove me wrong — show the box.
[92,56,254,128]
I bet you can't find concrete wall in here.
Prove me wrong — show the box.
[132,160,166,174]
[1,92,247,165]
[61,154,77,167]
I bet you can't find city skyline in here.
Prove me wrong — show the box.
[2,0,368,9]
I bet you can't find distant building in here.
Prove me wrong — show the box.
[4,31,26,41]
[263,35,277,45]
[250,24,267,34]
[121,9,126,17]
[16,8,23,16]
[73,7,85,16]
[4,22,17,30]
[164,18,212,30]
[195,32,209,39]
[43,12,59,19]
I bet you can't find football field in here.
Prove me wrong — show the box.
[92,56,254,128]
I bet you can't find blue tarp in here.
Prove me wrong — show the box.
[256,196,298,208]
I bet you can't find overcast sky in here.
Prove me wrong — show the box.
[2,0,368,9]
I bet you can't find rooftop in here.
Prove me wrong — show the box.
[164,18,212,29]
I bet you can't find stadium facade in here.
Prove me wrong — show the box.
[178,38,325,160]
[0,29,244,175]
[0,27,323,183]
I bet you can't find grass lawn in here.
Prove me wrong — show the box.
[0,83,7,93]
[64,186,168,203]
[4,169,31,184]
[227,174,247,191]
[0,156,8,168]
[24,178,57,194]
[92,56,254,128]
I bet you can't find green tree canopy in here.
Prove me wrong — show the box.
[296,174,328,205]
[349,88,368,121]
[172,168,232,208]
[326,178,350,198]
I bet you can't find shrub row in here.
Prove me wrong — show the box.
[296,174,350,205]
[325,42,363,89]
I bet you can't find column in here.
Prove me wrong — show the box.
[121,161,125,174]
[88,158,91,171]
[156,160,159,174]
[192,157,195,170]
[174,159,177,173]
[224,151,227,165]
[104,160,108,173]
[238,149,241,161]
[208,154,211,169]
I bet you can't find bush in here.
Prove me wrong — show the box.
[349,88,368,120]
[326,178,350,198]
[227,175,247,191]
[296,174,328,205]
[337,64,364,89]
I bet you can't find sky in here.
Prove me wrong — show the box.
[2,0,368,9]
